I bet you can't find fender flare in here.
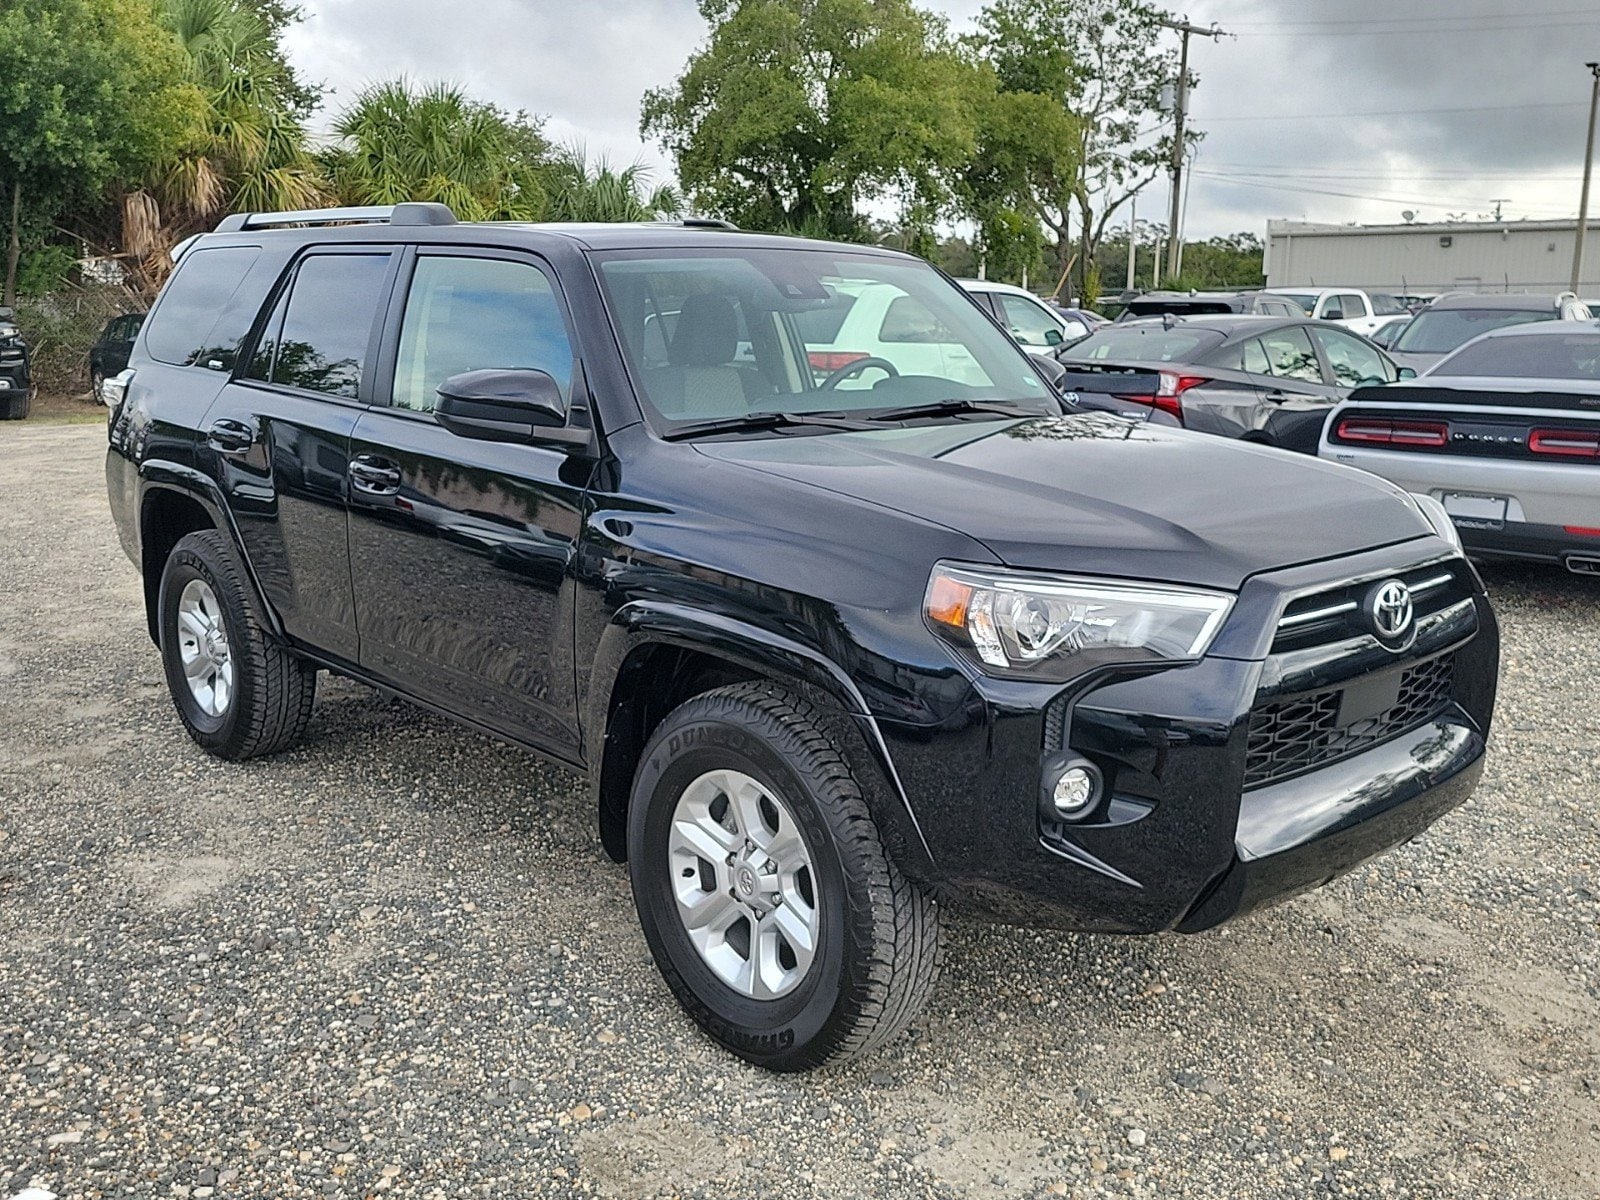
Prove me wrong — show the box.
[586,600,939,883]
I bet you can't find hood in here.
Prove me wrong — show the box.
[693,413,1430,590]
[1388,349,1443,374]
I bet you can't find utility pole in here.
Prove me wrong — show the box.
[1571,61,1600,294]
[1162,17,1225,284]
[1125,195,1138,294]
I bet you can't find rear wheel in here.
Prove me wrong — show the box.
[90,369,106,404]
[0,390,28,420]
[157,530,316,759]
[627,682,941,1070]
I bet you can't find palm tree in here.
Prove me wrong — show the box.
[543,151,682,223]
[323,80,548,222]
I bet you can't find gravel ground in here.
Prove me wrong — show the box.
[1,422,1597,1200]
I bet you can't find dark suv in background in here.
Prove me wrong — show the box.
[106,204,1498,1070]
[0,305,33,418]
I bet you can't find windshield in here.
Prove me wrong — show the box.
[1435,331,1600,379]
[1394,307,1553,354]
[593,249,1053,425]
[1275,293,1320,313]
[1061,325,1226,363]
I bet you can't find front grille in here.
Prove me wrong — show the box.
[1272,560,1469,653]
[1244,654,1456,789]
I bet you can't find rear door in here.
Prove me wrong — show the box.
[203,245,398,661]
[1243,325,1343,450]
[346,247,590,757]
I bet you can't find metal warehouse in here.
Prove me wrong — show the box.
[1264,218,1600,296]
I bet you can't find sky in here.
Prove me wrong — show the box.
[282,0,1600,240]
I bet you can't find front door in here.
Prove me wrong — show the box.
[347,249,590,756]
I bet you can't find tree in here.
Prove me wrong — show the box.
[323,80,550,222]
[0,0,200,304]
[543,153,681,222]
[971,0,1185,297]
[642,0,984,237]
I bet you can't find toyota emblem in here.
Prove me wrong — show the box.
[1365,579,1414,643]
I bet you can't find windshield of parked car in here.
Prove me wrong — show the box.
[594,249,1054,424]
[1393,307,1554,354]
[1059,325,1227,363]
[1434,331,1600,379]
[1275,293,1320,314]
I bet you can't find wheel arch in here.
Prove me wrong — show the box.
[587,602,938,884]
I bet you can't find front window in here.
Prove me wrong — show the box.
[594,249,1052,423]
[1394,308,1554,354]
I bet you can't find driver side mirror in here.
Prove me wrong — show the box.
[1396,366,1417,380]
[1044,327,1064,346]
[435,369,587,447]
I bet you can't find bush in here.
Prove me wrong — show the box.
[13,285,142,398]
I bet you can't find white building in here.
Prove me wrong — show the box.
[1264,218,1600,297]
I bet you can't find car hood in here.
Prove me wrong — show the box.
[1388,349,1445,373]
[692,413,1429,590]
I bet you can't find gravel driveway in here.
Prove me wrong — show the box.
[2,421,1597,1200]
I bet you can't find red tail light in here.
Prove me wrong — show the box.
[1529,428,1600,458]
[807,350,868,374]
[1334,416,1449,448]
[1117,373,1206,422]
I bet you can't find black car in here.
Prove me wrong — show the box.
[105,205,1498,1071]
[0,305,33,419]
[89,312,145,402]
[1114,290,1307,320]
[1054,315,1406,453]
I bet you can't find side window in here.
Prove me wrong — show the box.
[1258,326,1323,383]
[1320,296,1344,321]
[392,256,574,414]
[1337,293,1367,319]
[143,246,263,369]
[1313,326,1394,387]
[247,253,391,399]
[1240,338,1271,375]
[879,294,952,344]
[998,294,1061,347]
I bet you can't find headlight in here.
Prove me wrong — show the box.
[1410,493,1462,551]
[924,563,1234,681]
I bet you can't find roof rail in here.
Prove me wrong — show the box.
[681,217,739,231]
[213,202,458,234]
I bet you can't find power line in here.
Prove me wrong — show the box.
[1188,168,1577,215]
[1199,101,1585,122]
[1230,6,1600,28]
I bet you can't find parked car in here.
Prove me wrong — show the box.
[958,278,1094,352]
[1053,314,1404,452]
[1262,287,1412,338]
[1321,320,1600,574]
[106,203,1498,1070]
[1387,292,1591,375]
[1116,290,1306,320]
[89,312,146,402]
[1369,317,1410,351]
[0,306,33,419]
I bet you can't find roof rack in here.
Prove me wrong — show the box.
[213,202,458,234]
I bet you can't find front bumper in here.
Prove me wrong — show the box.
[874,538,1498,933]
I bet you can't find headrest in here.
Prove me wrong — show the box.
[671,294,739,367]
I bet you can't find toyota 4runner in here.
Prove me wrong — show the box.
[106,204,1499,1070]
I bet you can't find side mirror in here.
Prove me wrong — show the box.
[1032,353,1069,392]
[434,369,586,447]
[0,306,12,321]
[1044,327,1064,346]
[1396,366,1417,380]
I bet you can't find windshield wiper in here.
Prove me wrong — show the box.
[661,410,877,441]
[856,398,1044,423]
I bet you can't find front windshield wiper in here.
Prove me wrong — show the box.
[660,410,878,441]
[855,398,1045,423]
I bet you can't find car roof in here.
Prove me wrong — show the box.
[1264,286,1338,297]
[1426,292,1574,311]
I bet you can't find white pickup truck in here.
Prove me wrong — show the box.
[1264,287,1411,338]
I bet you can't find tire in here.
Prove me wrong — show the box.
[627,682,942,1071]
[157,529,316,760]
[0,391,28,420]
[90,369,105,405]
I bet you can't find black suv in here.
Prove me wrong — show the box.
[0,305,33,418]
[106,204,1499,1070]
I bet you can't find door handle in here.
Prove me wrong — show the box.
[206,418,255,453]
[348,454,402,496]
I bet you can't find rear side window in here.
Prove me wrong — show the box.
[247,254,391,399]
[144,246,263,370]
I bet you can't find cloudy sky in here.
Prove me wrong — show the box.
[283,0,1600,238]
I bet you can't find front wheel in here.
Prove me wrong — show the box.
[627,682,941,1070]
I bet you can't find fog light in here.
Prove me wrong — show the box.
[1040,755,1102,821]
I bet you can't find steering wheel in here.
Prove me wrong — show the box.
[820,356,900,389]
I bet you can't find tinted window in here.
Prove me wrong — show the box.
[1312,326,1394,386]
[144,246,263,369]
[1275,293,1320,315]
[1066,325,1226,363]
[392,256,574,413]
[1240,338,1271,374]
[1335,293,1367,319]
[1258,326,1322,383]
[998,294,1062,347]
[1394,307,1554,354]
[252,254,390,399]
[1435,331,1600,379]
